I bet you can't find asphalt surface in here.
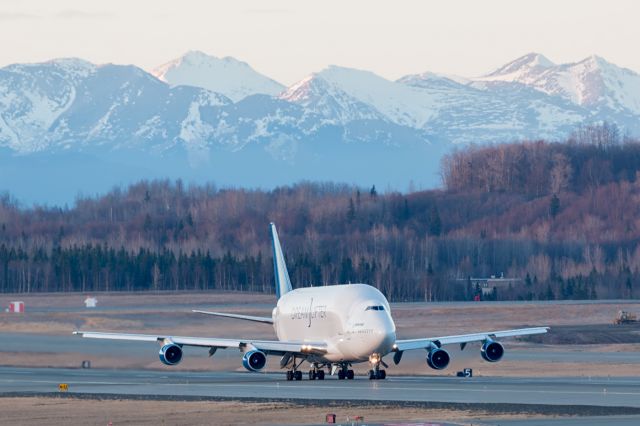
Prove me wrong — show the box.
[481,417,640,426]
[4,331,640,364]
[1,366,640,409]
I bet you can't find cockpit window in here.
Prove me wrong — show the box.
[365,305,385,311]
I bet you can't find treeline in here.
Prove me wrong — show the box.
[1,125,639,301]
[441,122,640,196]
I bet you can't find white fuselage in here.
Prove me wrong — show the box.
[272,284,396,363]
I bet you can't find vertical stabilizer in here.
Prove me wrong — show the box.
[270,223,293,299]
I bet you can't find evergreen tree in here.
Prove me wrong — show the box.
[347,198,356,222]
[546,284,555,300]
[428,205,442,236]
[549,194,560,218]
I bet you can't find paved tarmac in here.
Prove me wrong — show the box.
[481,416,640,426]
[1,366,640,408]
[4,332,640,364]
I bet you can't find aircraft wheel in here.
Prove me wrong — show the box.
[317,370,325,380]
[338,370,345,380]
[294,370,302,381]
[378,370,386,380]
[308,370,316,380]
[347,370,354,380]
[368,370,376,380]
[286,371,293,381]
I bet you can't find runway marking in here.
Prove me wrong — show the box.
[2,378,640,399]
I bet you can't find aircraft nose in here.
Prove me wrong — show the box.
[370,320,396,353]
[378,329,396,351]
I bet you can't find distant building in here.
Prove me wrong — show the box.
[8,301,25,313]
[84,297,98,308]
[456,275,523,297]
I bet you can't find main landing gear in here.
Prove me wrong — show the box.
[285,356,305,381]
[283,358,388,381]
[308,364,325,380]
[337,363,355,380]
[286,370,303,381]
[308,370,325,380]
[286,358,327,381]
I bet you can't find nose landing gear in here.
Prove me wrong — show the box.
[368,368,386,380]
[368,353,387,380]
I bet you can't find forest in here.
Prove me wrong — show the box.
[0,123,639,301]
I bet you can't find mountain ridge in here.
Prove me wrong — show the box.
[152,50,285,102]
[1,52,640,204]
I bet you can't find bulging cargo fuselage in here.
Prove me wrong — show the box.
[273,283,396,362]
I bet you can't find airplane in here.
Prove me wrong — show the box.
[74,223,549,381]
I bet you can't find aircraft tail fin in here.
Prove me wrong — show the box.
[270,222,292,300]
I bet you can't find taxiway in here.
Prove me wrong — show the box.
[1,366,640,409]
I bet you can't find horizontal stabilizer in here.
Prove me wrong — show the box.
[192,310,274,324]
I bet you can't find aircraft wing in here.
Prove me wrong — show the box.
[191,310,274,324]
[72,331,326,356]
[394,327,549,352]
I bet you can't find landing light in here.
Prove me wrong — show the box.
[369,353,381,365]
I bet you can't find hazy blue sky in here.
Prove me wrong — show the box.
[1,0,637,84]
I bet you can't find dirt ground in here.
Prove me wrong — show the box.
[0,396,574,426]
[1,293,640,425]
[0,292,639,377]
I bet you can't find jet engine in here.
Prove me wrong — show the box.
[481,339,504,362]
[159,343,183,365]
[242,350,267,372]
[426,347,450,370]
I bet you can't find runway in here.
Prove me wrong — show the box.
[2,366,640,409]
[4,331,639,363]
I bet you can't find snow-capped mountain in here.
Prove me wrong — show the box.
[0,58,231,155]
[1,52,640,204]
[480,52,556,83]
[283,63,586,144]
[281,65,441,128]
[0,58,96,151]
[152,51,285,102]
[475,53,640,117]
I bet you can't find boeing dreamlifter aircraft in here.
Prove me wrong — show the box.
[75,223,549,381]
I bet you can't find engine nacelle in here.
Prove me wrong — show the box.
[426,347,450,370]
[159,343,183,365]
[242,350,267,372]
[481,339,504,362]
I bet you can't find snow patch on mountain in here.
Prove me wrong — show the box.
[152,51,285,102]
[280,72,386,124]
[475,53,640,116]
[482,52,555,82]
[397,72,470,90]
[1,52,640,165]
[0,59,93,151]
[282,66,441,128]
